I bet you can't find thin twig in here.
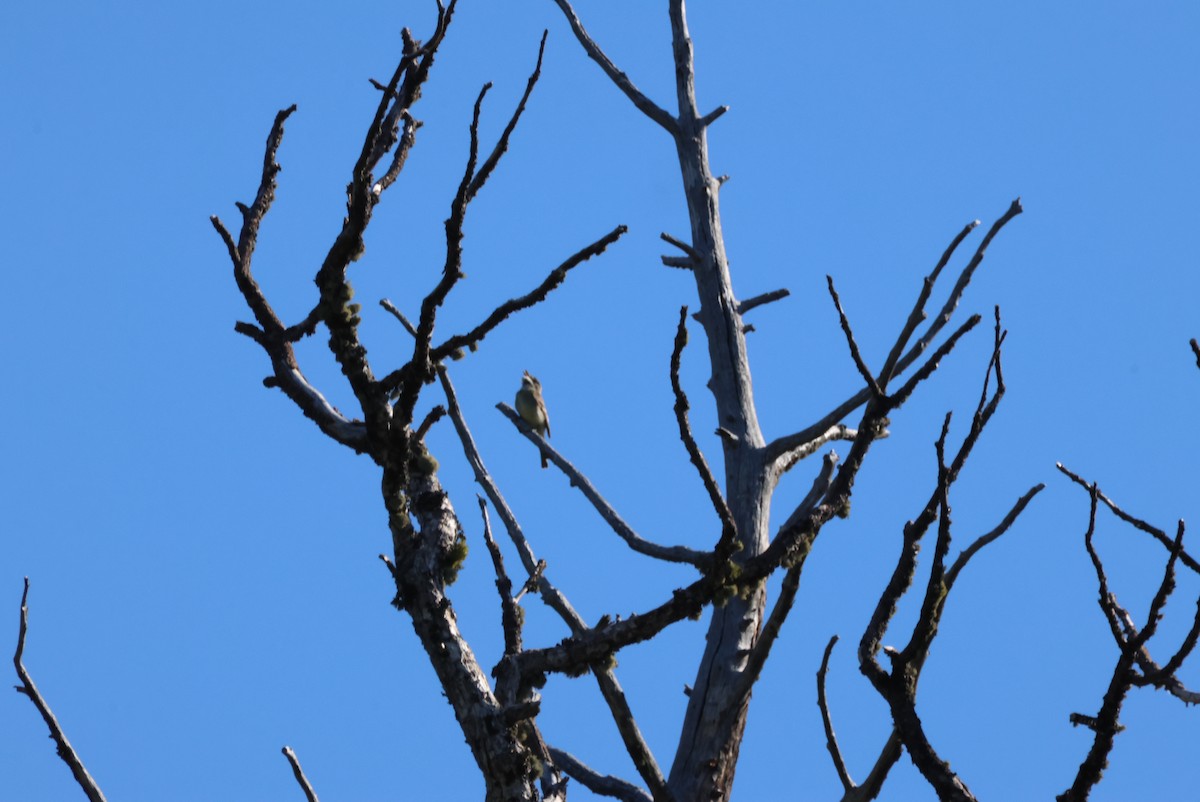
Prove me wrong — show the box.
[945,484,1045,588]
[1056,463,1200,574]
[878,220,979,384]
[826,276,884,398]
[429,225,628,363]
[669,307,738,556]
[817,636,855,793]
[13,579,108,802]
[379,298,418,338]
[467,31,548,201]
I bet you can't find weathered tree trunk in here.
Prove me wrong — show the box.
[661,4,769,799]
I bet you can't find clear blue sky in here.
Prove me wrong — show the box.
[3,2,1198,800]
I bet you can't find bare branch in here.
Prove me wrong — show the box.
[817,636,854,793]
[429,225,628,363]
[1135,522,1187,651]
[479,497,524,656]
[907,199,1023,371]
[766,201,1020,461]
[513,560,547,605]
[886,314,982,409]
[1119,608,1200,703]
[13,579,108,802]
[379,298,418,338]
[1060,489,1135,802]
[698,105,729,127]
[548,0,677,134]
[826,276,885,398]
[548,747,653,802]
[496,402,706,567]
[769,423,866,476]
[878,219,979,385]
[737,288,790,316]
[945,484,1045,588]
[281,746,320,802]
[467,31,548,202]
[1056,463,1200,574]
[363,5,458,183]
[415,405,446,442]
[850,306,1030,802]
[660,255,694,270]
[439,371,669,798]
[659,232,701,260]
[669,307,738,556]
[211,104,297,336]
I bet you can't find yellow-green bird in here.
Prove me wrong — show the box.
[515,371,551,468]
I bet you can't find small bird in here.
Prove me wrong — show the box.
[515,371,551,468]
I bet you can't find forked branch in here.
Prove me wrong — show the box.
[548,0,677,133]
[1057,478,1200,801]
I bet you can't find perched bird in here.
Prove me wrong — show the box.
[515,371,551,468]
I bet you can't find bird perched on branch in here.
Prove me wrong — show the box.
[515,371,551,468]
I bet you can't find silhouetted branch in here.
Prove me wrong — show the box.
[1059,487,1135,802]
[1057,472,1200,800]
[397,81,490,416]
[818,636,854,792]
[886,314,982,409]
[1056,463,1200,574]
[826,276,884,398]
[853,309,1032,802]
[13,579,107,802]
[669,307,738,557]
[815,637,905,802]
[415,405,446,441]
[467,31,548,202]
[429,225,628,364]
[1118,608,1200,703]
[281,746,320,802]
[878,220,979,384]
[766,201,1020,464]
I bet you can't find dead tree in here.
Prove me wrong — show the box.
[14,3,1198,801]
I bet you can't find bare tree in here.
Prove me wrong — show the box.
[14,3,1199,801]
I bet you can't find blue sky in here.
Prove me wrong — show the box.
[3,2,1199,800]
